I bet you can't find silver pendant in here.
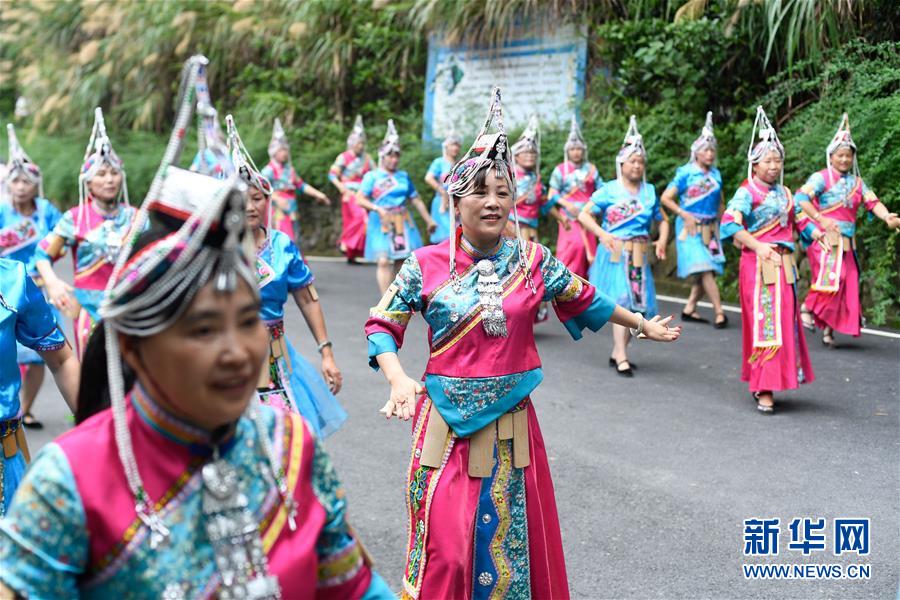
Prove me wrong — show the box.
[476,259,507,337]
[203,456,281,600]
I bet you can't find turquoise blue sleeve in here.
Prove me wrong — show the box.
[282,236,314,290]
[562,290,617,341]
[366,332,398,370]
[589,186,608,216]
[666,165,688,196]
[720,187,752,242]
[794,171,825,204]
[0,443,88,598]
[15,265,66,352]
[427,158,443,178]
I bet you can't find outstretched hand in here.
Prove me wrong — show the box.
[641,315,681,342]
[380,375,423,421]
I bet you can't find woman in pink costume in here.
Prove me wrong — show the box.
[720,106,815,414]
[329,115,373,261]
[546,117,603,278]
[795,113,900,347]
[365,89,679,599]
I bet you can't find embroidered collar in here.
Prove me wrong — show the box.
[131,383,237,452]
[460,235,505,259]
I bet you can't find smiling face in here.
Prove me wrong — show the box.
[620,152,646,183]
[8,175,38,206]
[244,186,268,231]
[121,278,268,430]
[753,150,783,185]
[87,163,123,203]
[830,146,854,174]
[456,167,513,248]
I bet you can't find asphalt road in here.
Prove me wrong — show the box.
[24,257,899,599]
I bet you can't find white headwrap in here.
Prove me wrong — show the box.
[347,115,366,148]
[378,119,401,166]
[267,117,290,159]
[3,123,43,199]
[563,116,587,163]
[690,111,717,162]
[825,112,859,177]
[511,114,541,172]
[77,107,129,226]
[615,115,647,182]
[747,106,785,185]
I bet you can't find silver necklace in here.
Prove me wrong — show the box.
[202,445,281,599]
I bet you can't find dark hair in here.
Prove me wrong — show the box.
[464,160,514,198]
[74,219,200,424]
[75,324,134,424]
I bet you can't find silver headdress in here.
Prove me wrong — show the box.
[346,115,366,148]
[378,119,401,166]
[4,123,43,199]
[227,113,275,228]
[267,117,290,159]
[191,62,233,178]
[615,115,647,182]
[747,106,785,185]
[563,116,587,164]
[511,114,541,172]
[690,111,717,162]
[77,107,129,227]
[825,112,859,177]
[445,86,536,328]
[99,56,296,571]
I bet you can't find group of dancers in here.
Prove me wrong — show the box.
[0,51,895,598]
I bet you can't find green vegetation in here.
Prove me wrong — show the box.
[1,0,896,323]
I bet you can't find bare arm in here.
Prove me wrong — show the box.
[39,343,79,413]
[374,351,422,421]
[303,183,331,206]
[291,286,342,393]
[411,196,437,233]
[870,201,900,228]
[577,204,616,251]
[661,186,699,235]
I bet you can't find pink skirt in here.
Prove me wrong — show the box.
[738,250,815,393]
[272,206,296,242]
[803,243,862,336]
[556,220,596,279]
[339,192,367,259]
[401,395,569,599]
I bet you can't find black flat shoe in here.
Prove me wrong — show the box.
[22,412,44,429]
[615,359,634,377]
[681,310,709,323]
[609,357,637,369]
[714,314,729,329]
[752,393,774,414]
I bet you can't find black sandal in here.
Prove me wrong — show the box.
[608,357,637,370]
[22,412,44,430]
[681,310,709,323]
[822,332,836,349]
[753,393,774,415]
[714,313,729,329]
[614,359,634,377]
